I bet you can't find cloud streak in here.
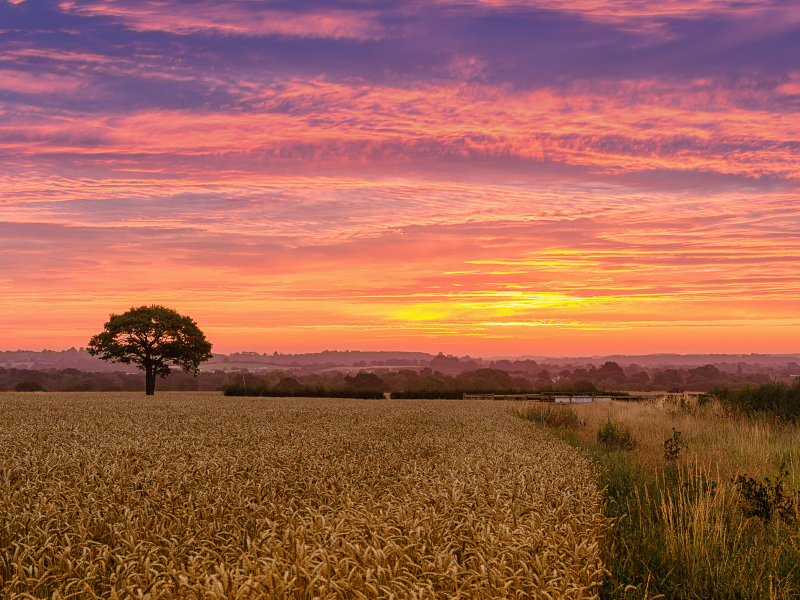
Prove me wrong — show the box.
[59,1,385,40]
[3,77,799,181]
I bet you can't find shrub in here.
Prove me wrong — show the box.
[596,418,635,451]
[663,394,697,416]
[733,461,798,523]
[15,381,46,392]
[710,380,800,422]
[663,428,685,461]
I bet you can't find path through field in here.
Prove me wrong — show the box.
[0,393,607,599]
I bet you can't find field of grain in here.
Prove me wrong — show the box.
[0,393,607,599]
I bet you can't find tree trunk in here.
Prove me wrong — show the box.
[145,363,155,395]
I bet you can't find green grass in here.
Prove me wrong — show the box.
[514,404,800,599]
[511,404,582,429]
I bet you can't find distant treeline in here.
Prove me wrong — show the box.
[221,368,616,398]
[220,361,791,398]
[0,367,229,392]
[4,362,800,419]
[2,360,797,398]
[0,365,602,396]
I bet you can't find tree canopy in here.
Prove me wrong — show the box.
[87,305,213,395]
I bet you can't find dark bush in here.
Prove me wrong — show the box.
[16,381,46,392]
[64,381,94,392]
[663,428,684,461]
[597,418,635,451]
[222,384,383,399]
[733,461,798,523]
[344,371,384,390]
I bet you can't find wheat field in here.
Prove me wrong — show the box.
[0,393,608,599]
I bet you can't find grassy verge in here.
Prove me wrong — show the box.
[512,400,800,599]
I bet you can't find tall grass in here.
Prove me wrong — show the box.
[512,396,800,599]
[710,378,800,423]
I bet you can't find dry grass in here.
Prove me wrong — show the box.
[551,397,800,483]
[0,392,608,599]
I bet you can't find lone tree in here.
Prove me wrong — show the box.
[88,305,213,395]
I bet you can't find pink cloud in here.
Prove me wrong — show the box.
[431,0,800,40]
[0,69,85,94]
[59,1,384,40]
[2,77,798,180]
[437,0,799,21]
[0,48,116,64]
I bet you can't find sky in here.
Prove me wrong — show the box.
[1,0,799,356]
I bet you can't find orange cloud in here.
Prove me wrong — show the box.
[3,180,800,355]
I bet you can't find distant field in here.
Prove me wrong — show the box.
[0,393,607,599]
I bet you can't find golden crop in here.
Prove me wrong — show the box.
[0,393,607,599]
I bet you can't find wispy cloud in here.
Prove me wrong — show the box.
[2,77,798,180]
[59,1,385,40]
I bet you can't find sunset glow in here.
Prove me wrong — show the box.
[1,0,799,354]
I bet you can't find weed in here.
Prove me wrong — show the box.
[664,394,696,416]
[662,427,684,461]
[597,417,635,451]
[732,460,798,524]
